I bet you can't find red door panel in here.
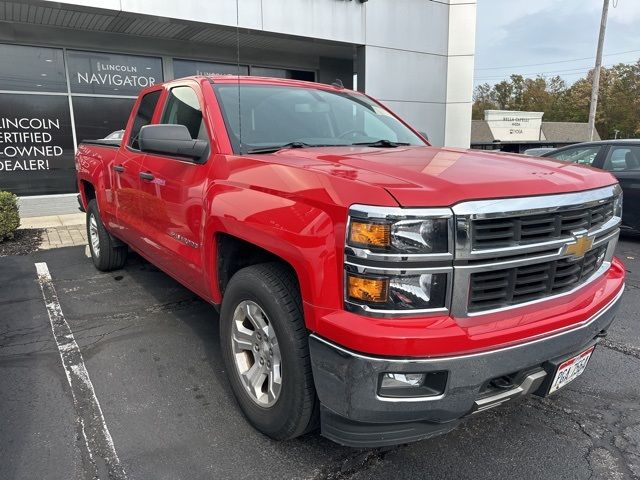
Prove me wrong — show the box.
[111,148,146,247]
[138,155,210,295]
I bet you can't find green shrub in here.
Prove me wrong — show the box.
[0,191,20,242]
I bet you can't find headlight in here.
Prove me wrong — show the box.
[614,192,623,218]
[347,206,451,255]
[345,205,453,316]
[390,218,449,253]
[346,271,448,311]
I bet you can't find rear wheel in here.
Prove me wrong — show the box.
[220,262,318,440]
[86,200,127,271]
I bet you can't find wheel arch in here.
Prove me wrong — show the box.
[216,232,300,298]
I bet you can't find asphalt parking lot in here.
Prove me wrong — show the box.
[1,240,639,480]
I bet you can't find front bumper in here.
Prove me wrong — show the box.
[309,285,624,447]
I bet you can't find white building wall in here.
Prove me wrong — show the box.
[46,0,476,147]
[361,0,476,147]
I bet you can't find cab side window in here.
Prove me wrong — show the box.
[603,146,640,172]
[161,86,207,141]
[549,146,601,166]
[129,90,161,149]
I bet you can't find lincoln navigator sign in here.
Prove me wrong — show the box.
[66,51,163,95]
[484,110,544,142]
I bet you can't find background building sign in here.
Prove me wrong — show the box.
[0,94,75,196]
[484,110,544,142]
[173,59,249,78]
[67,51,163,95]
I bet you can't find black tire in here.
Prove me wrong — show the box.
[86,199,127,272]
[220,262,318,440]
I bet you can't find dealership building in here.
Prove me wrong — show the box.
[0,0,476,204]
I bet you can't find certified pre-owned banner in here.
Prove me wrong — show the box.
[0,94,75,196]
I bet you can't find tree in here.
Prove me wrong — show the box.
[472,83,496,119]
[471,60,640,139]
[493,80,513,110]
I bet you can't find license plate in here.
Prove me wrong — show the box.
[549,346,596,394]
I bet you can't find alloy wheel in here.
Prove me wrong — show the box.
[231,300,282,407]
[89,214,100,258]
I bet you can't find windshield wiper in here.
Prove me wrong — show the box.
[351,139,410,148]
[245,142,315,154]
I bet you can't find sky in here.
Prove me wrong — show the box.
[473,0,640,88]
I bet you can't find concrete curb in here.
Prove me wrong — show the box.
[20,213,85,229]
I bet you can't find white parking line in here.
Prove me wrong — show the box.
[35,262,127,480]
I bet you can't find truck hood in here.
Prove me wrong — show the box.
[268,146,618,207]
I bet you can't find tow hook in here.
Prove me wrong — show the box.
[489,376,514,390]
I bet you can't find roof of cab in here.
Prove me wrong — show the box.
[166,74,351,92]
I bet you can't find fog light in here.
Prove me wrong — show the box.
[379,371,448,398]
[381,373,425,389]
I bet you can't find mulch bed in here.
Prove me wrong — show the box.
[0,229,44,256]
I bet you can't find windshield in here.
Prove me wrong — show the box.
[213,83,426,153]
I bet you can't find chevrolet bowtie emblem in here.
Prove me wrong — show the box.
[564,233,594,258]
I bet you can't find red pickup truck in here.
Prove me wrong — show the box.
[76,76,625,447]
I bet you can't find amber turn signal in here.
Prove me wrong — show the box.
[349,221,390,248]
[347,274,389,303]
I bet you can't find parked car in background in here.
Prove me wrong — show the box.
[523,147,555,156]
[543,140,640,234]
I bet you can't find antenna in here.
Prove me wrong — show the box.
[332,78,344,89]
[235,0,243,153]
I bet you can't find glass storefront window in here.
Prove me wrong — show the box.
[0,44,66,92]
[251,66,315,81]
[72,96,136,144]
[66,50,163,95]
[173,59,248,78]
[0,94,75,195]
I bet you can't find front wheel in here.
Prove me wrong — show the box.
[86,200,127,271]
[220,262,318,440]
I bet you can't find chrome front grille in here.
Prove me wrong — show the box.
[451,184,622,317]
[472,201,614,249]
[468,245,607,312]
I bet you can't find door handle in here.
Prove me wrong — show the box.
[113,165,125,173]
[139,171,155,181]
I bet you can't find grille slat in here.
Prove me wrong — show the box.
[474,230,516,241]
[472,201,614,249]
[471,279,509,290]
[468,246,607,312]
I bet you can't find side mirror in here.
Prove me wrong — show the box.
[419,131,429,142]
[138,124,208,162]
